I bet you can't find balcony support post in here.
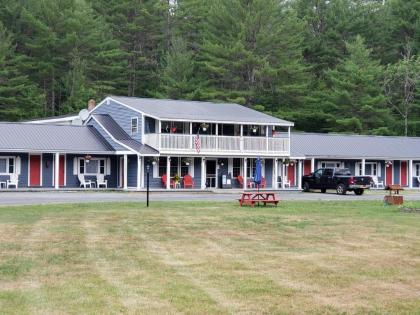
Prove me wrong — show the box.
[266,126,269,152]
[123,154,128,190]
[281,158,286,189]
[273,158,278,189]
[158,121,162,150]
[54,152,60,190]
[297,160,303,190]
[166,156,170,190]
[243,158,247,190]
[201,157,206,189]
[361,159,366,176]
[409,159,413,188]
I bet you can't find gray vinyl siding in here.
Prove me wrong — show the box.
[42,153,54,187]
[393,160,400,185]
[265,159,273,188]
[87,119,127,151]
[0,153,28,187]
[94,100,143,143]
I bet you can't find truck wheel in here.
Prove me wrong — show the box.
[303,182,310,192]
[320,188,326,193]
[336,184,347,195]
[354,189,364,196]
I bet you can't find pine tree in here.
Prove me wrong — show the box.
[0,22,44,121]
[384,45,420,136]
[324,35,391,134]
[159,37,196,99]
[198,0,310,111]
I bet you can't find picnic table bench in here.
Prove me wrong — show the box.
[238,192,279,207]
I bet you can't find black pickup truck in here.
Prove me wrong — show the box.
[302,168,372,195]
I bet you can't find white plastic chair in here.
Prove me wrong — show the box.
[371,176,384,189]
[277,176,291,188]
[7,174,19,189]
[78,174,92,188]
[417,177,420,187]
[96,174,108,188]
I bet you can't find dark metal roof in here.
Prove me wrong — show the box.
[291,132,420,159]
[107,96,294,126]
[0,123,113,153]
[92,114,159,155]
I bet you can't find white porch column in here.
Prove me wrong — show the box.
[54,152,59,189]
[243,158,247,190]
[281,159,285,189]
[166,156,171,190]
[201,157,206,189]
[240,125,244,152]
[311,158,315,173]
[409,159,413,189]
[273,158,278,189]
[297,160,303,190]
[266,126,269,152]
[158,121,162,150]
[361,159,366,176]
[137,155,142,190]
[123,154,128,190]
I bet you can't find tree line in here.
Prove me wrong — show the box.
[0,0,419,136]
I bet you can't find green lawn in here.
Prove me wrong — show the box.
[1,201,420,315]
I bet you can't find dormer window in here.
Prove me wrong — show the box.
[131,117,138,134]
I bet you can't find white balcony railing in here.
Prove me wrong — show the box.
[143,133,289,155]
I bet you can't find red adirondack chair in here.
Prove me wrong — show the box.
[183,174,195,188]
[161,174,175,188]
[258,177,266,188]
[237,175,244,187]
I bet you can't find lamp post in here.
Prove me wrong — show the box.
[146,163,150,207]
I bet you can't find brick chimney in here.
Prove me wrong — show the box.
[87,99,96,111]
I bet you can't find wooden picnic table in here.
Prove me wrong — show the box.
[238,192,279,207]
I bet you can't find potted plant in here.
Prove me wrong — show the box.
[173,174,180,185]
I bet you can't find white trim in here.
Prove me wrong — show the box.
[0,156,17,175]
[90,116,138,154]
[27,116,78,124]
[131,116,139,135]
[53,154,67,187]
[123,154,128,190]
[356,161,380,177]
[90,97,294,127]
[141,115,145,144]
[318,161,344,169]
[409,160,413,188]
[78,157,106,176]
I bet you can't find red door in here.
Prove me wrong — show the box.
[385,164,393,186]
[400,161,407,186]
[304,160,312,175]
[59,155,65,186]
[29,155,41,186]
[288,164,295,186]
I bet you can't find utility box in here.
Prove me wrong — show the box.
[221,173,232,189]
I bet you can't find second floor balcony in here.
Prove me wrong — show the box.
[143,133,290,156]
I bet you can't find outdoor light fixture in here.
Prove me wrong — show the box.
[85,154,92,163]
[252,126,258,133]
[386,160,393,168]
[200,123,209,132]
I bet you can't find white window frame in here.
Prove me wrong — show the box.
[318,161,343,169]
[79,158,106,175]
[154,157,194,179]
[131,117,138,134]
[0,156,15,175]
[356,162,381,177]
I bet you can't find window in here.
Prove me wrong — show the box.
[131,117,138,134]
[324,169,334,176]
[246,158,257,178]
[8,158,14,174]
[415,164,420,177]
[314,169,323,178]
[320,161,342,169]
[0,157,15,175]
[356,162,379,176]
[232,158,241,177]
[79,158,105,175]
[157,157,193,178]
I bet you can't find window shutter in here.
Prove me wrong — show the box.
[377,162,381,177]
[189,159,195,177]
[106,158,111,175]
[16,156,21,174]
[73,157,78,175]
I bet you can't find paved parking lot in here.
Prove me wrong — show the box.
[1,190,420,206]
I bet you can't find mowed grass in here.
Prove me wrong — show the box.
[0,200,420,315]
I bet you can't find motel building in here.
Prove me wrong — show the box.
[0,96,420,191]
